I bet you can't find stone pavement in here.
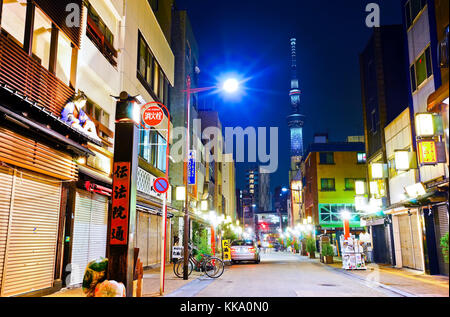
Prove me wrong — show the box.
[45,262,205,297]
[325,257,449,297]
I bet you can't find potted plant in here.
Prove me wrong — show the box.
[321,242,334,264]
[293,240,300,254]
[306,238,316,259]
[441,232,449,264]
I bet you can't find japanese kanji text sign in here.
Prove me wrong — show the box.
[110,162,131,245]
[222,240,231,261]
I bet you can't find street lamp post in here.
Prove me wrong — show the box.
[181,76,239,280]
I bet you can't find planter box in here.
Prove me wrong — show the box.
[309,252,315,259]
[324,256,334,264]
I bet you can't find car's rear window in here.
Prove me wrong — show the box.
[232,240,254,246]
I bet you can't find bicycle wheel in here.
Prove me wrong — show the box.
[204,257,224,278]
[174,258,194,278]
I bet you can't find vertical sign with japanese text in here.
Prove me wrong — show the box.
[188,150,196,185]
[110,162,131,245]
[222,240,231,261]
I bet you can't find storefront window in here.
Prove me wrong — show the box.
[32,7,52,70]
[1,0,27,46]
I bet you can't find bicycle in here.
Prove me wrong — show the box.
[173,244,224,279]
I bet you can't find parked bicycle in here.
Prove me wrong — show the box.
[173,244,224,279]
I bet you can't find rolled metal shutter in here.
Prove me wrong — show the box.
[149,215,158,265]
[137,212,150,267]
[87,194,108,262]
[70,190,92,286]
[437,205,449,238]
[1,169,61,297]
[70,190,108,286]
[0,166,14,290]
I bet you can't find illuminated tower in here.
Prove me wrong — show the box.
[287,38,305,173]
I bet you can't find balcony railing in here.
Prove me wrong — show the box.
[86,15,118,67]
[0,31,74,116]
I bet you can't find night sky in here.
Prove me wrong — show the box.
[175,0,404,197]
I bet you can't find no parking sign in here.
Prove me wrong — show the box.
[153,177,170,194]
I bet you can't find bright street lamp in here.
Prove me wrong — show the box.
[222,78,240,93]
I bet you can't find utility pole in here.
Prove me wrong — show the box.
[107,91,139,297]
[183,76,191,280]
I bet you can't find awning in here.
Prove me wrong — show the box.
[137,203,174,219]
[0,83,102,147]
[385,189,448,211]
[427,82,449,112]
[0,104,95,156]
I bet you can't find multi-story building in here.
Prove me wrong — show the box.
[245,167,259,210]
[198,110,224,217]
[382,0,449,275]
[425,0,449,276]
[0,0,176,296]
[169,7,210,246]
[358,25,410,265]
[300,139,367,247]
[273,186,289,230]
[258,166,271,212]
[0,0,91,296]
[222,153,237,222]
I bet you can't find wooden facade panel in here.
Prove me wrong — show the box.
[0,127,77,180]
[0,32,75,116]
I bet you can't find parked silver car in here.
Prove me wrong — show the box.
[230,240,260,264]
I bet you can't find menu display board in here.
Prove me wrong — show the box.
[340,235,366,270]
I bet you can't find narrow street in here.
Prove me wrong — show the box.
[167,252,449,297]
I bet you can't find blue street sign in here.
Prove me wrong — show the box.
[188,150,196,185]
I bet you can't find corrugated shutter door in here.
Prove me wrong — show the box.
[70,190,92,286]
[0,167,14,289]
[87,194,108,262]
[438,205,449,238]
[137,212,149,267]
[149,215,158,265]
[1,169,61,297]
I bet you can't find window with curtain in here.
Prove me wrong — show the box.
[321,178,335,191]
[319,152,334,164]
[411,46,433,92]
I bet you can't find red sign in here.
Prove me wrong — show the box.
[154,177,169,194]
[110,162,131,245]
[418,140,437,165]
[142,106,164,127]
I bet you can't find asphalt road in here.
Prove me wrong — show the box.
[167,252,404,297]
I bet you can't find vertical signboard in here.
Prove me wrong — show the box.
[110,162,131,245]
[222,240,231,261]
[188,150,196,185]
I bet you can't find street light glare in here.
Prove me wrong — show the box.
[223,78,239,93]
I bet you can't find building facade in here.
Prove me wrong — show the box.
[0,0,177,296]
[358,25,411,265]
[300,141,367,248]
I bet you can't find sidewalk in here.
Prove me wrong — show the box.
[324,257,449,297]
[45,262,204,298]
